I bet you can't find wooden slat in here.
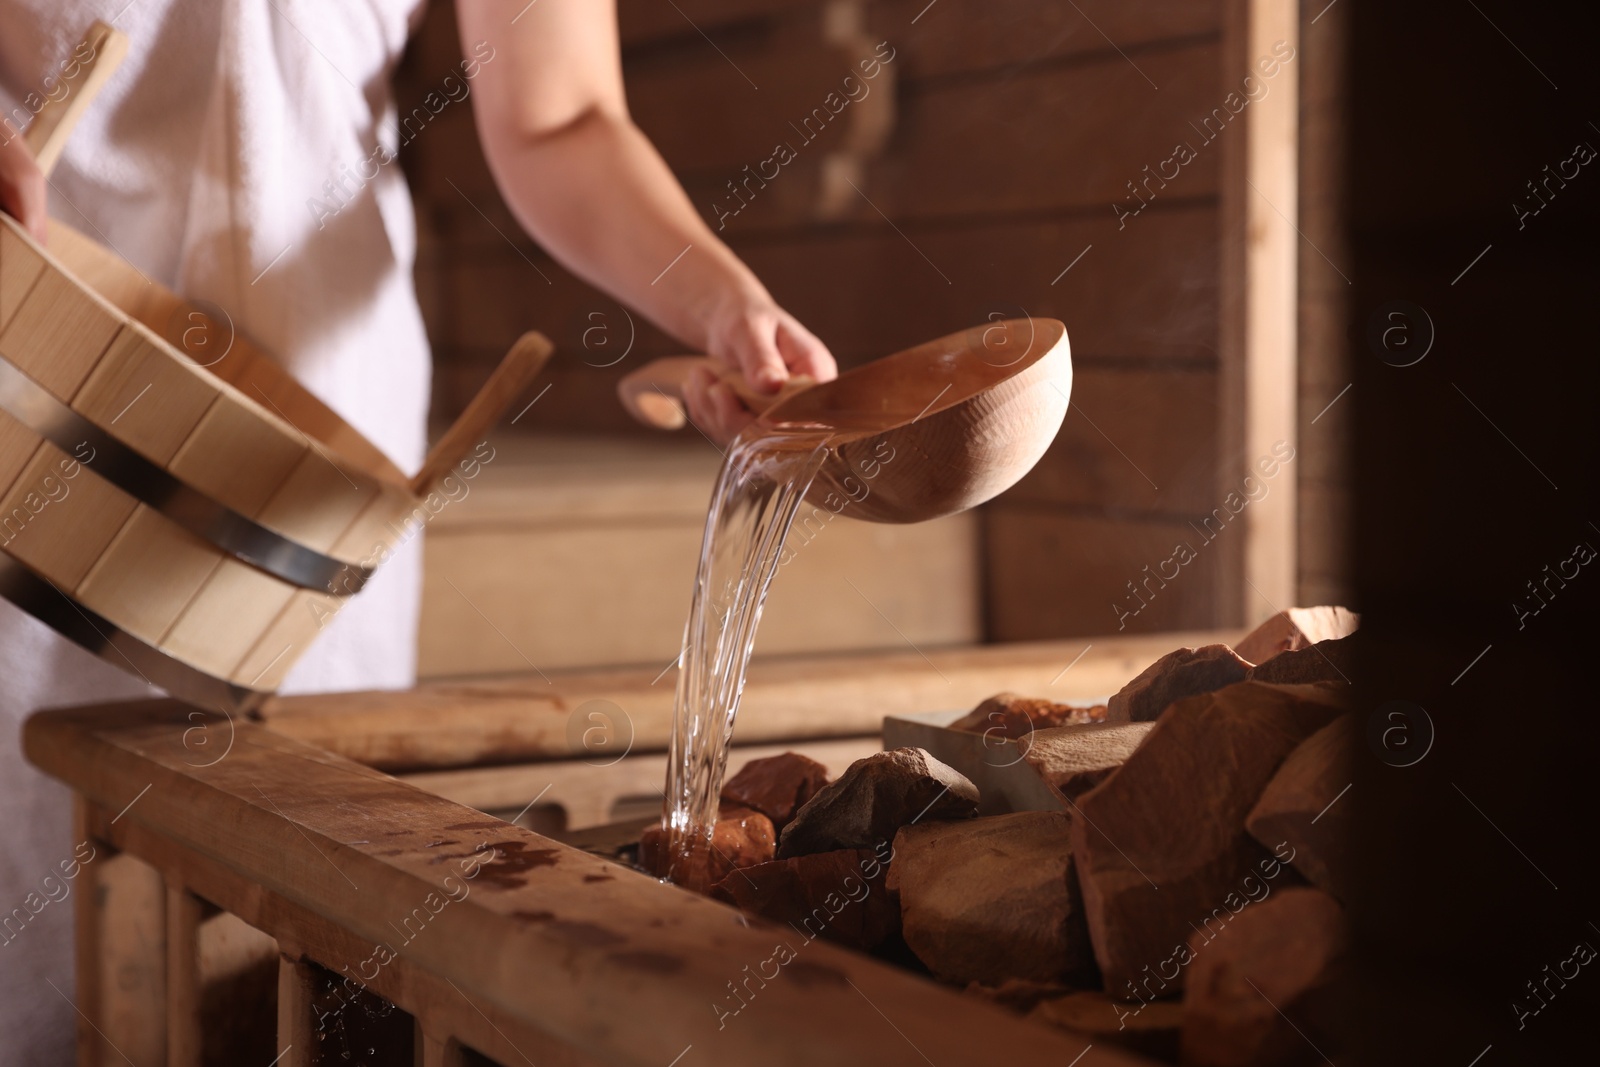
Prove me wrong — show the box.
[1296,480,1350,587]
[1294,0,1350,606]
[158,557,296,683]
[618,0,822,45]
[255,448,378,553]
[41,219,182,331]
[166,884,204,1067]
[1215,0,1299,626]
[71,323,222,464]
[76,506,221,639]
[403,735,884,831]
[1002,365,1221,516]
[228,484,408,689]
[0,249,123,400]
[420,509,978,676]
[258,631,1240,772]
[868,42,1222,220]
[0,216,46,331]
[984,509,1228,638]
[627,37,895,176]
[73,797,167,1067]
[166,388,308,519]
[0,411,42,498]
[642,41,1223,226]
[416,1026,467,1067]
[26,703,1152,1067]
[0,443,137,589]
[735,206,1221,367]
[277,956,318,1067]
[865,0,1221,81]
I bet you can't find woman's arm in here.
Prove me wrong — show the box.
[455,0,836,441]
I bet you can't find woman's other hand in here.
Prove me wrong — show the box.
[0,132,48,242]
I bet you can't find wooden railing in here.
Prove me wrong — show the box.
[26,698,1158,1067]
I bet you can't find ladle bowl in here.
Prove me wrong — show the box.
[618,317,1071,523]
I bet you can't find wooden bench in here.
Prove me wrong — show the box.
[28,633,1233,1065]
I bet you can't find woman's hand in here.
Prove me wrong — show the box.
[685,295,837,444]
[0,132,48,242]
[458,0,837,447]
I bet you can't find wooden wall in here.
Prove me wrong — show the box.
[397,0,1331,649]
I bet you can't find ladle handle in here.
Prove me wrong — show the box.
[25,21,129,178]
[617,356,811,430]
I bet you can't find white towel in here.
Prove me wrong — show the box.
[0,2,430,1061]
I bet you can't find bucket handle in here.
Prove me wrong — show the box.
[24,21,129,177]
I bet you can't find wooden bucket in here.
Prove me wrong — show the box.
[0,22,552,710]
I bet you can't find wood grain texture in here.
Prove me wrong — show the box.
[255,448,379,554]
[0,247,124,400]
[261,630,1241,772]
[627,36,896,177]
[158,557,297,682]
[418,451,979,676]
[22,20,129,175]
[0,411,43,500]
[76,506,221,639]
[411,331,553,496]
[865,0,1221,80]
[229,496,399,689]
[985,508,1227,638]
[711,208,1217,365]
[0,218,46,332]
[26,702,1154,1067]
[403,736,885,832]
[1216,0,1300,626]
[71,322,222,464]
[0,443,137,589]
[869,43,1222,220]
[41,219,180,328]
[1003,365,1222,516]
[1294,0,1351,606]
[72,796,168,1067]
[617,0,821,45]
[166,884,204,1067]
[165,389,309,519]
[277,956,318,1067]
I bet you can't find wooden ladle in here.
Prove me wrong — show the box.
[617,317,1072,523]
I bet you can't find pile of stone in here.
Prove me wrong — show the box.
[646,607,1360,1066]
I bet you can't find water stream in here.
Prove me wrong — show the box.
[659,425,833,887]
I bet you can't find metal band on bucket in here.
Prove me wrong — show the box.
[0,355,374,593]
[0,552,269,712]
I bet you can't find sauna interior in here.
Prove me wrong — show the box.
[8,0,1402,1064]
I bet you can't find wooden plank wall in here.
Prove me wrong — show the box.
[397,0,1329,643]
[1294,0,1354,607]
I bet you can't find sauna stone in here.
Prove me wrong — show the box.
[1021,722,1156,803]
[948,692,1107,740]
[1246,716,1356,902]
[1245,635,1357,686]
[777,747,978,859]
[961,978,1079,1013]
[1105,644,1252,723]
[720,751,831,831]
[1030,991,1184,1061]
[638,803,775,885]
[711,847,897,951]
[1180,888,1348,1067]
[1234,605,1360,666]
[1072,682,1348,995]
[887,812,1096,986]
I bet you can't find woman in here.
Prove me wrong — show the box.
[0,1,834,1060]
